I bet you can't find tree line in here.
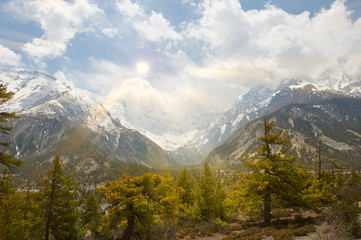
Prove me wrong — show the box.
[1,84,361,239]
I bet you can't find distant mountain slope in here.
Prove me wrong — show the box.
[178,78,359,161]
[0,69,172,170]
[206,97,361,169]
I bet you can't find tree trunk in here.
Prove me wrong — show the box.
[264,183,271,226]
[263,118,272,226]
[122,204,135,240]
[45,177,56,240]
[44,209,51,240]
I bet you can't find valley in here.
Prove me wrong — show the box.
[1,0,361,239]
[1,68,361,177]
[1,68,361,240]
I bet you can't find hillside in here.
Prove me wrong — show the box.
[206,97,361,169]
[0,69,173,181]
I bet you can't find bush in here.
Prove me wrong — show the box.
[306,222,351,240]
[223,227,264,240]
[326,195,361,238]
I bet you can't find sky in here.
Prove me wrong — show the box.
[1,0,361,133]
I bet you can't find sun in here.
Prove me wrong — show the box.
[136,61,149,74]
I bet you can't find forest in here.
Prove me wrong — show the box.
[1,86,361,240]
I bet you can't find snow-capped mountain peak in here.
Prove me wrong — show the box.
[0,69,171,167]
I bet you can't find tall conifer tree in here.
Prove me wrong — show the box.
[198,161,226,220]
[243,119,312,226]
[38,155,80,240]
[177,168,196,206]
[0,84,22,170]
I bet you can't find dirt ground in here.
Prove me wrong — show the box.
[176,212,322,240]
[176,233,225,240]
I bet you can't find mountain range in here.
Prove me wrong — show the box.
[206,97,361,169]
[0,69,171,173]
[1,68,361,177]
[173,72,361,162]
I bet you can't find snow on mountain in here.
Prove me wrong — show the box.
[101,78,216,151]
[206,97,361,167]
[1,67,359,165]
[103,99,206,151]
[181,73,361,161]
[0,69,136,136]
[0,69,171,167]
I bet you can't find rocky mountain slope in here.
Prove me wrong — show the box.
[1,68,360,169]
[206,97,361,169]
[179,73,361,162]
[0,69,172,171]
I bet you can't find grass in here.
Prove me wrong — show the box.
[222,214,318,240]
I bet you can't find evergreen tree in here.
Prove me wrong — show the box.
[0,84,32,240]
[99,173,158,240]
[198,161,226,220]
[0,174,42,240]
[38,155,80,240]
[81,192,102,238]
[99,173,181,239]
[242,119,315,226]
[176,168,196,207]
[0,84,22,170]
[155,173,181,220]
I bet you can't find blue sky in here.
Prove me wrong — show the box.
[1,0,361,124]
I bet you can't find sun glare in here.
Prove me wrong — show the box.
[136,61,149,74]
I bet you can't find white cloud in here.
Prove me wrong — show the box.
[184,0,361,84]
[182,0,197,7]
[71,59,135,92]
[133,11,182,42]
[0,44,22,66]
[115,0,181,42]
[105,77,178,119]
[68,58,233,137]
[116,0,145,18]
[102,28,118,38]
[54,71,75,89]
[6,0,101,61]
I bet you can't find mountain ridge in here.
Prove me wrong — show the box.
[1,68,361,167]
[0,68,173,169]
[173,75,360,162]
[206,97,361,169]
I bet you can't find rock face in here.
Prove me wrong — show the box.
[206,97,361,169]
[0,69,171,169]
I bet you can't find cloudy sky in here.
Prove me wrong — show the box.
[1,0,361,133]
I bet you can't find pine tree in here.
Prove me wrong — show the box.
[81,192,101,238]
[242,119,314,226]
[0,173,43,240]
[155,173,181,220]
[99,173,158,240]
[99,173,182,239]
[198,161,226,220]
[0,84,22,170]
[0,84,31,240]
[177,168,196,207]
[38,155,80,240]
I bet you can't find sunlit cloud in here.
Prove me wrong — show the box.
[115,0,181,42]
[0,44,22,66]
[6,0,101,63]
[102,28,118,38]
[2,0,361,146]
[184,0,361,84]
